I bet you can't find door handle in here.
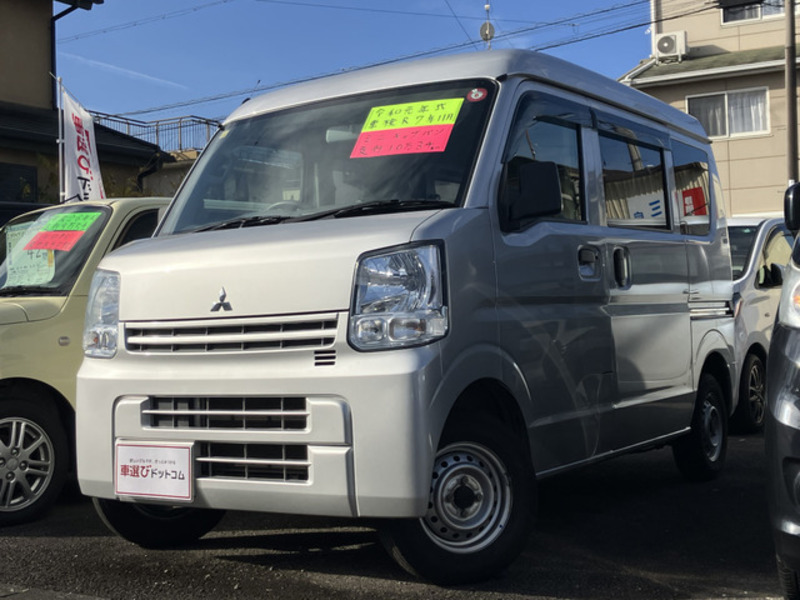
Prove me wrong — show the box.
[613,246,631,288]
[577,245,601,279]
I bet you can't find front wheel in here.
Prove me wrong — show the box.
[730,353,766,433]
[92,497,225,548]
[380,417,535,585]
[672,373,728,482]
[0,400,68,526]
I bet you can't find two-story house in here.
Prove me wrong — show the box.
[622,0,799,215]
[0,0,164,206]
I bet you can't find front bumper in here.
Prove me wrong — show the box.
[76,314,441,519]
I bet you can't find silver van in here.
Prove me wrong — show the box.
[76,50,735,585]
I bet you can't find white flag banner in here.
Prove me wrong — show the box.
[61,90,106,202]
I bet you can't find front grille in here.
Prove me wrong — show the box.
[197,442,309,481]
[125,314,338,353]
[144,396,308,430]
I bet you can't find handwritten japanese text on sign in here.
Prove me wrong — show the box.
[24,230,85,252]
[351,98,464,159]
[44,211,101,232]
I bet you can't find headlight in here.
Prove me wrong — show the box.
[779,260,800,330]
[349,243,448,350]
[83,269,120,358]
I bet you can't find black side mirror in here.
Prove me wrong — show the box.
[758,263,785,288]
[771,262,785,286]
[785,182,800,234]
[500,159,563,231]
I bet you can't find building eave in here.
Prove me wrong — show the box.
[628,59,794,89]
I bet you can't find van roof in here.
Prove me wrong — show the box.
[225,49,707,140]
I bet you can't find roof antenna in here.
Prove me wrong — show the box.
[480,3,494,50]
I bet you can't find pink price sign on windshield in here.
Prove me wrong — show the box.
[351,98,464,159]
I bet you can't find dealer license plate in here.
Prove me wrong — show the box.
[114,441,194,501]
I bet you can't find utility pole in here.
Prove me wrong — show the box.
[787,0,798,185]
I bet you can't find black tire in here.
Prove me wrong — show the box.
[730,353,766,433]
[778,555,800,600]
[379,416,536,585]
[92,497,225,548]
[672,373,728,482]
[0,399,69,526]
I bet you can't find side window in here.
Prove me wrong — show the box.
[501,94,584,229]
[672,141,712,236]
[113,209,160,250]
[599,134,668,229]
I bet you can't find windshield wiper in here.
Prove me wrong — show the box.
[0,285,61,297]
[298,199,455,222]
[194,215,290,232]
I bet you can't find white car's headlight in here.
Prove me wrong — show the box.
[350,243,448,350]
[83,269,120,358]
[779,259,800,329]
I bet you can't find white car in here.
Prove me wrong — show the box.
[728,215,794,432]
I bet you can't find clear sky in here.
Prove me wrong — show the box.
[53,0,655,123]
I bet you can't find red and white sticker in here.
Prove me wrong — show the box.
[467,88,488,102]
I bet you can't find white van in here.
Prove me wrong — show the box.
[76,50,735,585]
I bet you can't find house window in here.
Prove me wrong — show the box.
[722,0,791,23]
[686,89,768,138]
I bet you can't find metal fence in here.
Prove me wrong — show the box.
[91,112,220,153]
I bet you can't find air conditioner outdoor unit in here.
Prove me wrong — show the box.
[655,31,688,61]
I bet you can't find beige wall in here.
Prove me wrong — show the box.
[654,0,796,57]
[0,0,53,109]
[643,71,789,215]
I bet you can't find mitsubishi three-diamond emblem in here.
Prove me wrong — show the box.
[210,287,232,312]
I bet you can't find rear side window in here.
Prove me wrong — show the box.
[600,134,667,229]
[672,141,712,236]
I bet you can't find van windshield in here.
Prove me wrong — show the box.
[160,79,497,234]
[0,204,110,296]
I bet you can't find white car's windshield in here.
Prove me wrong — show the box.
[160,79,497,234]
[0,204,110,296]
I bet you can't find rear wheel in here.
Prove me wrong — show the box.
[380,416,535,585]
[0,399,68,526]
[730,353,766,433]
[92,497,225,548]
[672,373,727,482]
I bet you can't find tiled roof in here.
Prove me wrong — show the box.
[625,46,789,86]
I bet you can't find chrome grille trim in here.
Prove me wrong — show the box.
[125,313,338,353]
[144,396,308,430]
[689,301,733,319]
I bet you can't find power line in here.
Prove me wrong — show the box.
[443,0,480,50]
[58,0,241,43]
[118,0,654,117]
[58,0,542,43]
[531,1,718,52]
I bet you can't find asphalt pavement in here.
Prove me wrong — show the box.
[0,433,784,600]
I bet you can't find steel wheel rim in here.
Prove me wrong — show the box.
[746,361,766,425]
[0,417,55,512]
[422,441,512,553]
[701,399,723,463]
